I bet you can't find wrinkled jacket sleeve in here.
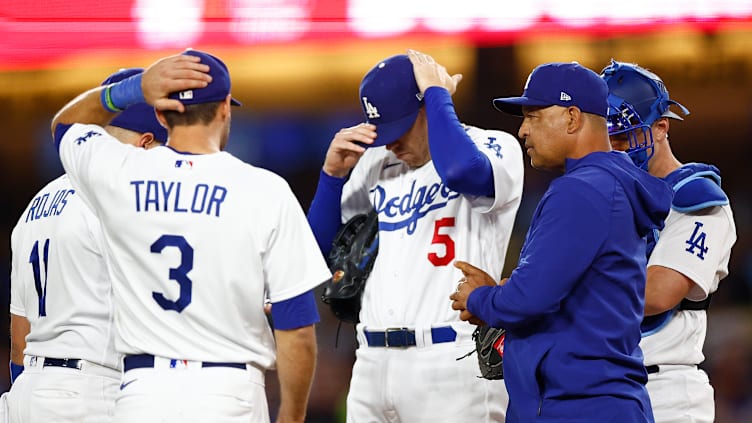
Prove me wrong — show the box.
[468,179,610,329]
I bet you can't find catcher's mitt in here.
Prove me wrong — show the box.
[321,209,379,323]
[473,325,506,380]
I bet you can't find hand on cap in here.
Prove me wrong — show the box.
[323,123,376,178]
[141,53,213,113]
[407,49,462,96]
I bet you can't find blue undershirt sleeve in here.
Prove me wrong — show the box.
[270,290,320,330]
[424,87,494,197]
[307,170,346,256]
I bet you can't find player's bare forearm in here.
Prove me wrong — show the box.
[10,314,30,365]
[51,87,115,139]
[644,265,695,316]
[274,324,317,423]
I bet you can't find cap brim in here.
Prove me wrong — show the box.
[230,97,242,106]
[492,97,551,116]
[368,109,420,147]
[661,110,683,121]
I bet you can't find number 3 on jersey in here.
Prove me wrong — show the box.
[428,218,455,266]
[151,235,194,312]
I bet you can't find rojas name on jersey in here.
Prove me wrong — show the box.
[24,188,76,223]
[130,180,228,217]
[371,179,459,234]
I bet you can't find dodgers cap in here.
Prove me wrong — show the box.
[168,49,241,107]
[101,68,168,142]
[359,54,423,147]
[493,62,608,117]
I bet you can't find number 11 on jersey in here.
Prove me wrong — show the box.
[29,239,50,317]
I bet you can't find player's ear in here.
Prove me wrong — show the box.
[137,133,155,149]
[220,95,232,119]
[566,106,582,134]
[155,110,169,130]
[652,117,669,140]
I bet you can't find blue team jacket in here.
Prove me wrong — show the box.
[468,151,672,422]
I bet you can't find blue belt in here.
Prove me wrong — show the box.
[42,357,83,370]
[364,326,456,347]
[124,354,246,371]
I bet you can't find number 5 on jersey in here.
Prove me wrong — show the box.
[428,218,455,266]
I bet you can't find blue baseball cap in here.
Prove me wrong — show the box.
[359,54,423,147]
[168,49,241,107]
[493,62,608,117]
[101,68,168,142]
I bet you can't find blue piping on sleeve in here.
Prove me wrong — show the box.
[270,290,320,330]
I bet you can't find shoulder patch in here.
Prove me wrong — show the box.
[672,175,728,212]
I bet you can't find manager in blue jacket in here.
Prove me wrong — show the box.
[450,62,672,422]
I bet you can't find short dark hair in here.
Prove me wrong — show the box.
[162,102,222,128]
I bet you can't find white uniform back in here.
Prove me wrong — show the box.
[641,204,737,365]
[342,126,523,334]
[10,174,119,369]
[58,124,331,368]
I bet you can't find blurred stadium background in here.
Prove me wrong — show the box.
[1,1,750,421]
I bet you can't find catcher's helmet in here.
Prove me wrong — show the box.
[600,60,689,169]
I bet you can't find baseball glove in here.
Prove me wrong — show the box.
[473,325,506,380]
[321,209,379,323]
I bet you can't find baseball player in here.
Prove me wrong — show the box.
[601,60,737,423]
[7,68,166,423]
[307,50,523,422]
[50,51,331,423]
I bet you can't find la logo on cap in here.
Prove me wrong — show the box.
[362,97,380,119]
[179,91,194,100]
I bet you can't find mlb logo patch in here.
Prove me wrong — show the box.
[175,160,193,169]
[179,90,194,100]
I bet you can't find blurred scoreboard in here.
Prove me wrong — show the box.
[1,0,751,69]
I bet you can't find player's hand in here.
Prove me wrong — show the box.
[322,123,377,178]
[141,52,212,113]
[407,49,462,96]
[450,261,498,324]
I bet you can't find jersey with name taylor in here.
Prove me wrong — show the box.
[10,174,120,369]
[341,126,524,335]
[58,124,331,367]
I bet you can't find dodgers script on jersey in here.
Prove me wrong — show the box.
[341,126,523,335]
[57,123,331,368]
[10,175,119,369]
[641,205,736,366]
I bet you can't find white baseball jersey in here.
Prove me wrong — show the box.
[10,174,119,370]
[58,123,331,369]
[342,126,524,335]
[640,204,736,366]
